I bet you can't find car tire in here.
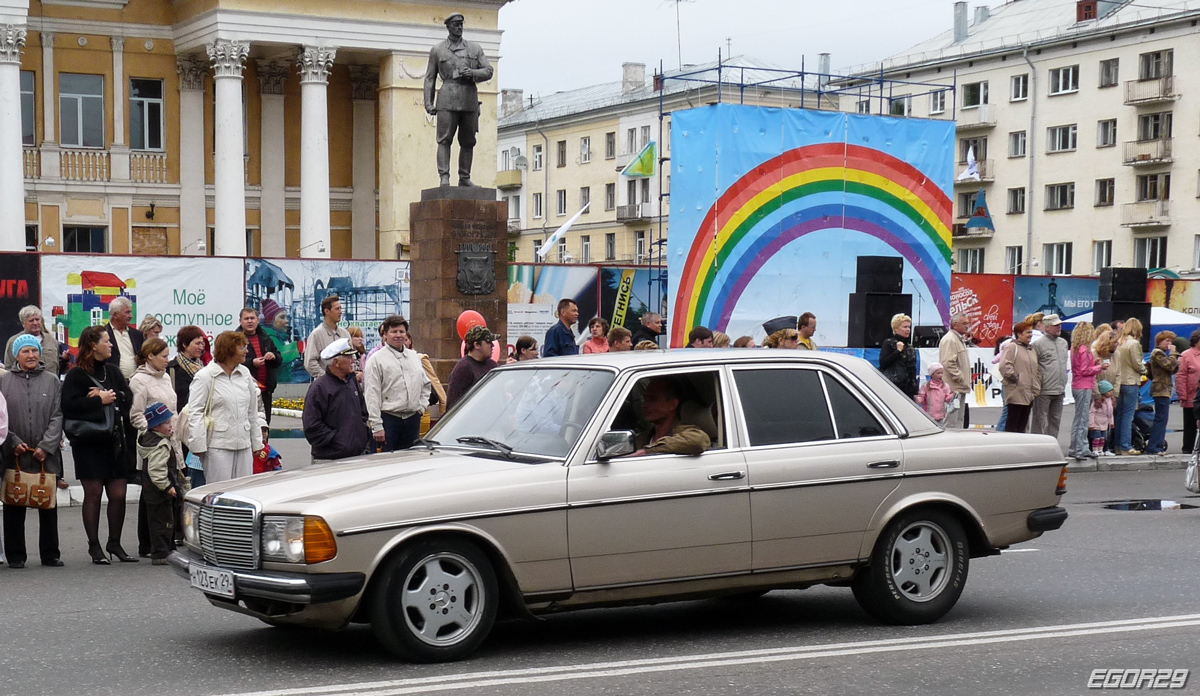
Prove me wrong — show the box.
[851,509,969,625]
[370,538,499,662]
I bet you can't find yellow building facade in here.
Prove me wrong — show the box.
[0,0,507,258]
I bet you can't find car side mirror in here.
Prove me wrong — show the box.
[595,430,636,460]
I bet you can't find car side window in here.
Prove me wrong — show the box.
[734,368,834,446]
[607,370,725,452]
[821,374,888,439]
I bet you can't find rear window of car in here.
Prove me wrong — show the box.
[733,368,835,446]
[822,374,888,439]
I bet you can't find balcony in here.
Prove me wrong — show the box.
[496,168,522,190]
[507,219,521,234]
[61,149,110,181]
[1124,76,1177,106]
[130,152,168,183]
[953,158,994,184]
[1121,200,1170,228]
[956,104,996,131]
[616,203,652,222]
[1122,138,1173,166]
[952,222,994,239]
[23,147,38,179]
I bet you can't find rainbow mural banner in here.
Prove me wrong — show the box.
[668,105,955,347]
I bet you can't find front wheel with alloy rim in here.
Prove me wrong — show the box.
[370,538,499,662]
[851,509,969,625]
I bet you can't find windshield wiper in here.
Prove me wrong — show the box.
[455,436,515,459]
[415,437,439,451]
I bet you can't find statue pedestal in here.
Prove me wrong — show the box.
[410,187,508,385]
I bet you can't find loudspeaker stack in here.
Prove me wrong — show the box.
[1093,267,1150,352]
[847,256,912,348]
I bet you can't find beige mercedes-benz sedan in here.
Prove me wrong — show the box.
[170,350,1068,662]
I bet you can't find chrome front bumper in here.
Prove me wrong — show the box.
[168,550,365,604]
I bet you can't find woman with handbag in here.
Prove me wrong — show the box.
[187,331,264,484]
[169,325,207,486]
[879,313,919,398]
[130,338,184,557]
[61,325,138,564]
[1,336,66,568]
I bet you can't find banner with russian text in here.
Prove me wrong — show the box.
[950,273,1013,348]
[0,253,42,341]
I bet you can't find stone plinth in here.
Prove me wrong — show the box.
[410,188,508,386]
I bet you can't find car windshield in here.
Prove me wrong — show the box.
[429,367,616,459]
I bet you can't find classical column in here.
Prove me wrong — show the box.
[349,65,377,259]
[207,39,249,257]
[257,60,288,258]
[39,31,58,178]
[109,36,129,180]
[0,25,27,251]
[297,45,335,258]
[177,56,207,255]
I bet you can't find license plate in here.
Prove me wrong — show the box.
[190,563,235,598]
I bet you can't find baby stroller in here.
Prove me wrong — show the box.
[1130,405,1153,453]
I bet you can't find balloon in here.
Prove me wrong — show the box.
[456,310,486,340]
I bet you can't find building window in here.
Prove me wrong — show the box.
[130,78,164,151]
[929,90,945,114]
[958,191,979,218]
[1007,187,1026,214]
[532,240,540,261]
[626,128,636,154]
[25,225,37,252]
[556,189,567,216]
[1008,130,1026,157]
[627,179,637,206]
[958,247,985,274]
[1136,173,1170,201]
[856,100,870,114]
[635,230,646,264]
[557,237,567,263]
[1139,50,1173,80]
[1137,112,1172,141]
[1096,178,1115,206]
[60,73,105,148]
[1043,242,1073,275]
[959,136,987,162]
[580,186,590,211]
[1047,124,1078,153]
[1097,119,1117,148]
[62,226,107,253]
[1135,236,1168,269]
[556,140,566,168]
[1048,65,1079,95]
[605,183,616,210]
[640,178,651,204]
[888,95,911,116]
[605,132,616,159]
[1045,182,1075,210]
[605,232,615,261]
[1194,236,1200,270]
[640,125,651,147]
[1093,240,1112,274]
[532,144,543,171]
[581,235,591,264]
[509,195,521,219]
[579,136,591,164]
[1099,58,1119,87]
[962,81,988,108]
[1006,245,1025,275]
[1010,74,1028,101]
[532,192,543,218]
[20,71,35,146]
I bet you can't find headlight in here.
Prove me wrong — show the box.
[261,516,306,563]
[182,503,199,547]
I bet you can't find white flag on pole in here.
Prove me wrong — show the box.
[956,145,980,182]
[537,202,591,259]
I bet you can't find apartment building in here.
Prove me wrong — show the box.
[497,58,826,265]
[0,0,507,259]
[841,0,1200,276]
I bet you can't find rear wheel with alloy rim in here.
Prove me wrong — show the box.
[370,538,498,662]
[852,509,969,624]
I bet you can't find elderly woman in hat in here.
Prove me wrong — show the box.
[186,331,264,484]
[1,333,66,568]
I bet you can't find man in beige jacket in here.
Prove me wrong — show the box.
[938,314,973,428]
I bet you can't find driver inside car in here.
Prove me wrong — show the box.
[629,377,711,456]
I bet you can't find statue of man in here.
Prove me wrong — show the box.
[424,12,494,187]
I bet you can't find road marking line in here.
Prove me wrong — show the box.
[1000,548,1040,553]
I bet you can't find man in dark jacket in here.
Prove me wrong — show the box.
[542,298,579,357]
[239,307,282,424]
[105,296,144,379]
[302,338,371,463]
[631,312,664,347]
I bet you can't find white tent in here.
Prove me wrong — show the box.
[1063,306,1200,325]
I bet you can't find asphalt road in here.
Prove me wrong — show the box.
[1,469,1197,696]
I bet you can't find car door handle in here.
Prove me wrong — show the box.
[708,471,746,481]
[867,460,900,469]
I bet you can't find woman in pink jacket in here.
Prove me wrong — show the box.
[1175,329,1200,454]
[1069,322,1107,460]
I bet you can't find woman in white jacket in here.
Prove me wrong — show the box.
[187,331,264,483]
[130,338,185,556]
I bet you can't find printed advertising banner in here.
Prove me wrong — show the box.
[1012,276,1098,323]
[599,267,667,332]
[41,255,244,354]
[0,253,41,341]
[507,264,599,351]
[245,258,410,383]
[668,104,954,348]
[950,274,1013,348]
[1149,278,1200,315]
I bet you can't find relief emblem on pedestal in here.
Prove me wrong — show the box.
[456,243,495,295]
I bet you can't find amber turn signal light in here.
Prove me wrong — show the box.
[304,516,338,564]
[1056,466,1068,496]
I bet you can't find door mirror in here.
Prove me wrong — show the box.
[595,430,636,460]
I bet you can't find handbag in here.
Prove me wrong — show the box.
[1186,448,1200,494]
[179,375,216,448]
[3,456,58,510]
[64,371,117,439]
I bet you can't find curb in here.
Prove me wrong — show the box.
[1065,454,1191,473]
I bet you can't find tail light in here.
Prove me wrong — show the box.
[1056,466,1068,496]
